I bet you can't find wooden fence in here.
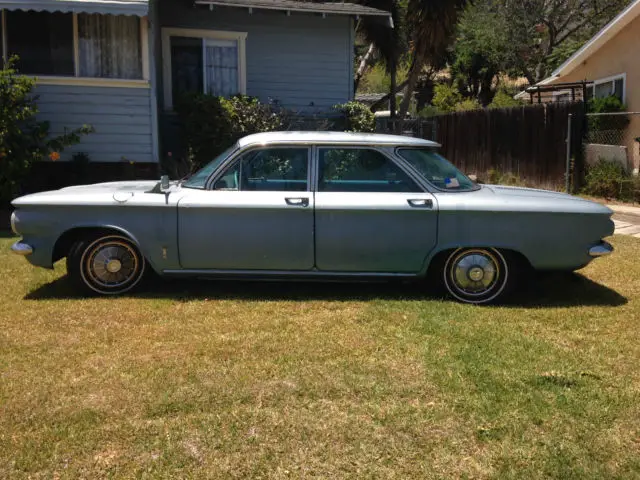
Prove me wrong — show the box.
[378,103,586,189]
[434,102,586,188]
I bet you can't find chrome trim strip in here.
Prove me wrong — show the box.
[11,242,33,256]
[589,241,614,258]
[162,269,417,278]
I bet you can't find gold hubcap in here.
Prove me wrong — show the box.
[468,267,485,282]
[106,259,122,273]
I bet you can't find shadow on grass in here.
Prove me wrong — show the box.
[25,271,627,308]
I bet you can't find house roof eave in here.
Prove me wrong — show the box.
[194,0,392,19]
[0,0,148,16]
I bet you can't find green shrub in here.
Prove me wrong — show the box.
[0,59,93,203]
[432,84,463,113]
[583,158,629,199]
[455,98,482,112]
[489,89,524,109]
[588,96,629,132]
[417,105,441,118]
[333,101,375,133]
[175,94,286,171]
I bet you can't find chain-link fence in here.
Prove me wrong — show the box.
[584,112,640,175]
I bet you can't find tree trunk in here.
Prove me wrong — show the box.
[369,79,410,112]
[397,58,422,131]
[354,43,376,93]
[389,57,397,119]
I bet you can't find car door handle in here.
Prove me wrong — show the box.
[285,197,309,207]
[408,199,433,208]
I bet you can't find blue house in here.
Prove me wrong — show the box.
[0,0,390,168]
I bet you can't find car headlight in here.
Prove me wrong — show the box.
[10,211,18,235]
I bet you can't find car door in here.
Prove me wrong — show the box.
[314,147,438,273]
[178,146,314,270]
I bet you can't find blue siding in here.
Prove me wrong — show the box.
[158,3,354,113]
[34,84,154,163]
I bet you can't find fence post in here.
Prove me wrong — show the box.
[566,113,573,194]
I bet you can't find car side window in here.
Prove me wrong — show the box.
[318,148,422,193]
[213,148,309,192]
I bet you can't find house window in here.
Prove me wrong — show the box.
[6,10,74,75]
[554,91,572,103]
[591,74,625,103]
[78,14,142,79]
[163,28,247,110]
[1,9,147,83]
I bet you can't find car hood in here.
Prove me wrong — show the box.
[435,184,613,215]
[12,181,162,207]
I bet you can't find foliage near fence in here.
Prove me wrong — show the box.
[433,102,585,189]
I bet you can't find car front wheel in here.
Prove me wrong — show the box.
[67,234,146,295]
[442,248,511,305]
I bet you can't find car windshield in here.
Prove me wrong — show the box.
[397,148,477,192]
[183,145,238,189]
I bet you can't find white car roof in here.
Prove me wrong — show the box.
[237,131,441,148]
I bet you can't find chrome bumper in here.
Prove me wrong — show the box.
[11,241,33,256]
[589,241,613,258]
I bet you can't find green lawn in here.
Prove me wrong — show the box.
[1,234,639,479]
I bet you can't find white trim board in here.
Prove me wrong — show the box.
[161,27,248,111]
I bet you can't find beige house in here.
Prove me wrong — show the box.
[539,0,640,173]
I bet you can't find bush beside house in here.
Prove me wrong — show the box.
[0,60,93,205]
[170,95,375,176]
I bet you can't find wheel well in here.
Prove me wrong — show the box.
[52,227,133,263]
[427,247,532,280]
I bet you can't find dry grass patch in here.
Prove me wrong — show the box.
[1,235,640,478]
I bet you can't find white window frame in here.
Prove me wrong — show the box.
[0,9,150,89]
[161,27,247,111]
[591,73,626,103]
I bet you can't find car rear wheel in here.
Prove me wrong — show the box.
[67,234,146,295]
[442,248,511,305]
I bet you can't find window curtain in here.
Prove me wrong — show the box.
[78,14,142,79]
[204,39,238,97]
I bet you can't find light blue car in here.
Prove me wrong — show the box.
[11,132,614,304]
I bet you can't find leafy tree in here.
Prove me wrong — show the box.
[451,0,512,104]
[483,0,628,84]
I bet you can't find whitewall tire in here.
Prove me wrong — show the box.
[442,248,511,305]
[67,234,146,295]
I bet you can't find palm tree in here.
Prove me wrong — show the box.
[397,0,467,119]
